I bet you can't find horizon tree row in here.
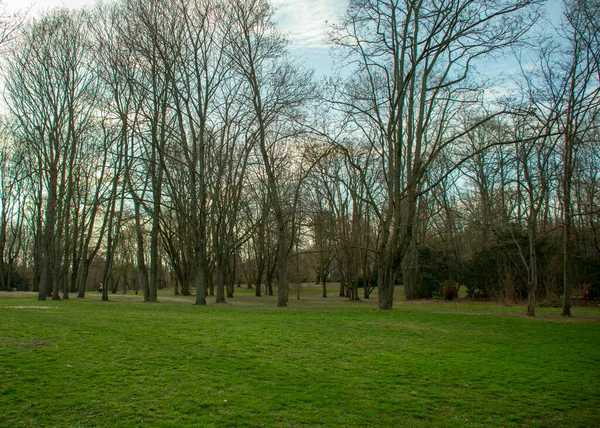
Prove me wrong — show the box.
[0,0,597,316]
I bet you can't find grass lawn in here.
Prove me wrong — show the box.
[1,287,599,427]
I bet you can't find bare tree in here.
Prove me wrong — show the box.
[121,0,181,302]
[0,0,24,53]
[5,9,98,300]
[226,0,314,307]
[557,0,600,316]
[0,129,28,291]
[517,0,600,315]
[329,0,542,309]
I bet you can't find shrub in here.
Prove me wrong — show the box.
[443,280,458,300]
[538,298,562,308]
[585,282,600,300]
[416,272,441,299]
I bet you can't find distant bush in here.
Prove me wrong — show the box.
[443,280,458,300]
[416,272,441,299]
[538,298,562,308]
[465,284,488,299]
[585,282,600,300]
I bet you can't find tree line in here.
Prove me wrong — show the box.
[0,0,598,316]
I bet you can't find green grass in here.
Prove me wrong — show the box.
[1,289,599,427]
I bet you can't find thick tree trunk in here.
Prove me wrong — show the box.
[39,167,58,301]
[378,262,395,310]
[181,279,190,296]
[377,222,397,310]
[51,277,61,300]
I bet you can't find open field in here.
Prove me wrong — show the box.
[1,288,599,427]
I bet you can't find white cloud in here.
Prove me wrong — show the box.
[3,0,98,12]
[271,0,348,49]
[2,0,347,75]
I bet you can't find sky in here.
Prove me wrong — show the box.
[3,0,349,77]
[2,0,565,88]
[271,0,348,76]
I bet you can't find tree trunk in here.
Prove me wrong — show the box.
[562,131,574,316]
[348,282,360,301]
[266,261,275,296]
[6,265,12,292]
[148,209,160,303]
[377,262,395,310]
[77,259,90,298]
[255,266,263,297]
[338,281,345,297]
[215,260,226,304]
[562,208,572,316]
[39,166,59,301]
[403,238,418,300]
[134,202,149,303]
[276,227,287,307]
[526,226,538,317]
[195,243,208,306]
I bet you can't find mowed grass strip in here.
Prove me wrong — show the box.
[0,293,598,427]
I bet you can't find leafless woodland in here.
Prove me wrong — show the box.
[0,0,598,316]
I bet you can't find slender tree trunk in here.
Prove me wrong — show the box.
[215,259,226,304]
[526,226,538,317]
[134,201,149,303]
[403,237,418,300]
[6,265,12,292]
[195,244,208,306]
[266,263,275,296]
[276,224,287,307]
[255,264,263,297]
[562,133,574,317]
